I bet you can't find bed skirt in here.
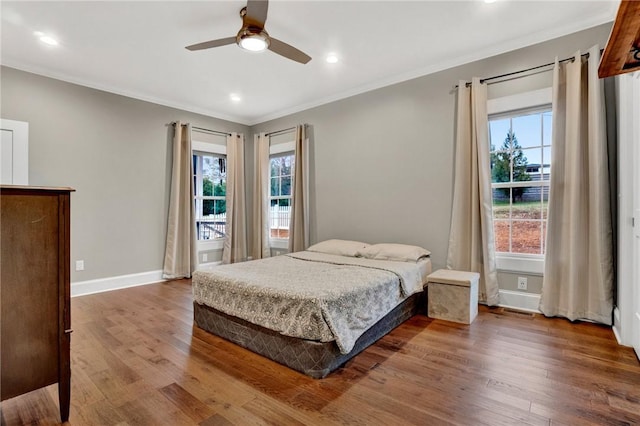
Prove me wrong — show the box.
[193,291,425,379]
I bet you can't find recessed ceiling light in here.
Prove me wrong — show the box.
[34,31,59,46]
[326,53,339,64]
[230,94,242,102]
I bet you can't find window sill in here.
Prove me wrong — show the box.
[198,239,224,251]
[496,254,544,275]
[269,238,289,250]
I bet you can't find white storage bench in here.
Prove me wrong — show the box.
[426,269,480,324]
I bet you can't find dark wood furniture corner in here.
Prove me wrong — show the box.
[1,185,74,422]
[599,0,640,78]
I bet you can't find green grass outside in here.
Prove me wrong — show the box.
[493,200,549,219]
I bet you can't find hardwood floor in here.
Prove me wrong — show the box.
[2,279,639,425]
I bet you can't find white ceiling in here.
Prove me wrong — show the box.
[1,1,617,126]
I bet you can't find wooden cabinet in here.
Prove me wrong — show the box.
[1,185,74,422]
[598,0,640,78]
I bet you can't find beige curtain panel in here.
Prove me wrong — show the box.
[252,133,271,260]
[289,124,310,253]
[539,46,614,325]
[162,122,197,279]
[447,78,499,305]
[222,133,248,264]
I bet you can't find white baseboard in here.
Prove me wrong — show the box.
[498,289,542,313]
[71,270,165,297]
[612,307,623,345]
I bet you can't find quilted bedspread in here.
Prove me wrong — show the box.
[192,251,424,354]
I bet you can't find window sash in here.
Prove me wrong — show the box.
[193,152,226,241]
[490,108,550,257]
[269,152,294,240]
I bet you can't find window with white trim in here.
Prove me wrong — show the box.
[193,152,226,241]
[489,107,552,256]
[269,152,294,239]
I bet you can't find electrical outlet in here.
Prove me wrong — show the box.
[517,276,528,290]
[202,253,208,262]
[75,260,85,271]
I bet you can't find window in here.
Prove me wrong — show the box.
[269,153,294,239]
[489,108,552,256]
[193,152,226,241]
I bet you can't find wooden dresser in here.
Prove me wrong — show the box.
[0,185,74,422]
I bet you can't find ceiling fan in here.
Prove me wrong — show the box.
[186,0,312,64]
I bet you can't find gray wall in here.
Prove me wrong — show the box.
[1,22,612,290]
[1,66,249,281]
[251,23,613,290]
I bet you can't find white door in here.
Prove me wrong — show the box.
[0,119,29,185]
[632,72,640,359]
[633,205,640,359]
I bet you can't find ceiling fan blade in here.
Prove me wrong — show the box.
[268,37,311,64]
[245,0,269,28]
[186,37,236,51]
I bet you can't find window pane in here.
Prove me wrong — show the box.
[270,158,280,178]
[202,199,214,216]
[492,189,511,219]
[511,188,542,219]
[511,149,531,183]
[543,111,552,145]
[494,220,511,252]
[270,199,291,239]
[214,199,226,215]
[203,178,213,196]
[512,113,541,149]
[489,119,511,151]
[542,146,552,180]
[281,156,292,176]
[214,180,226,197]
[491,151,511,183]
[271,177,279,197]
[512,221,543,254]
[281,176,292,196]
[523,147,542,181]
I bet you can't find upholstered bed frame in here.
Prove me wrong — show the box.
[194,291,425,379]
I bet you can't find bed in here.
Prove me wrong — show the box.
[192,240,432,378]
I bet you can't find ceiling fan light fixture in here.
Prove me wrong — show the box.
[186,1,311,63]
[237,28,270,52]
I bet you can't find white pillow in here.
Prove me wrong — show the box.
[306,239,370,257]
[356,243,431,262]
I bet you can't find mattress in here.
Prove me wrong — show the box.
[193,251,431,354]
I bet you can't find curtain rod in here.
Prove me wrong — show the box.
[191,126,232,137]
[455,50,598,89]
[266,126,296,137]
[172,122,232,137]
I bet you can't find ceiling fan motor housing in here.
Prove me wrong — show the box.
[237,26,271,51]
